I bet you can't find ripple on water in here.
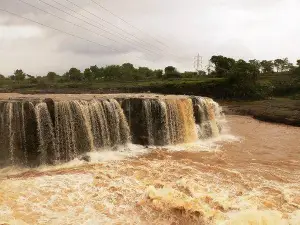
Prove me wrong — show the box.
[0,116,300,225]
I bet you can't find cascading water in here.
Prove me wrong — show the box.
[0,101,40,166]
[35,102,56,165]
[121,97,199,146]
[0,95,223,167]
[192,96,223,139]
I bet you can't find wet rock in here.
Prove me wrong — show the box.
[112,146,118,151]
[80,155,91,162]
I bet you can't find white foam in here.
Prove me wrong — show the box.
[165,133,240,152]
[165,114,240,153]
[289,211,300,225]
[222,210,288,225]
[86,144,150,162]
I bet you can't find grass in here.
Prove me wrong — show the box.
[0,77,224,94]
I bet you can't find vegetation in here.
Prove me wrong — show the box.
[210,55,235,77]
[0,56,299,100]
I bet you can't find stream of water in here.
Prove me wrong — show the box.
[0,115,299,224]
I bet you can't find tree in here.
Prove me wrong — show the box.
[121,63,136,79]
[102,65,121,80]
[260,60,274,73]
[164,66,181,78]
[47,72,58,81]
[68,68,83,81]
[28,76,38,84]
[294,60,300,75]
[61,72,70,82]
[249,59,261,72]
[165,66,176,74]
[230,59,259,83]
[14,69,26,81]
[121,63,134,71]
[287,63,295,72]
[274,58,290,72]
[154,69,163,78]
[295,67,300,75]
[90,65,103,80]
[0,74,5,84]
[274,59,284,72]
[282,58,290,72]
[83,68,94,81]
[25,74,37,83]
[228,59,260,97]
[210,55,235,77]
[137,67,154,78]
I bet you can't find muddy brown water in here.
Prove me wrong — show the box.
[0,115,299,224]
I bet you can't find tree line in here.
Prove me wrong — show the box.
[209,56,300,76]
[0,56,299,85]
[204,56,300,98]
[0,64,205,83]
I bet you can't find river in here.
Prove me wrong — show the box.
[0,115,299,224]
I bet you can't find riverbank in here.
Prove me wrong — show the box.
[222,98,300,127]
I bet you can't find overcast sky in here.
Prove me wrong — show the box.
[0,0,299,76]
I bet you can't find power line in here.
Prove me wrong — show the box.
[90,0,168,48]
[63,0,163,52]
[2,0,178,62]
[1,4,169,65]
[34,0,161,56]
[17,0,156,58]
[16,0,121,45]
[48,0,161,55]
[0,7,116,52]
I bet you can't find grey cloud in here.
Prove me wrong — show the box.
[0,0,299,75]
[59,37,133,56]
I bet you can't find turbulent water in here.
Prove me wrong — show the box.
[0,94,299,225]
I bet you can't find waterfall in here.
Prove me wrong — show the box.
[0,101,39,166]
[123,98,198,146]
[0,96,223,167]
[192,96,223,138]
[89,99,130,148]
[35,102,56,164]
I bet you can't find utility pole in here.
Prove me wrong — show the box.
[194,53,203,74]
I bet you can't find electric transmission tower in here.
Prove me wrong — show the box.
[194,53,203,74]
